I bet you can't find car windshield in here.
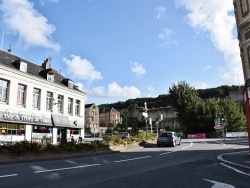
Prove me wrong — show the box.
[159,132,172,137]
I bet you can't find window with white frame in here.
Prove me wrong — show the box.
[20,62,27,72]
[68,97,73,115]
[46,92,53,111]
[68,81,73,89]
[57,95,63,113]
[47,74,54,82]
[17,84,25,106]
[75,100,80,116]
[0,79,8,103]
[32,88,40,109]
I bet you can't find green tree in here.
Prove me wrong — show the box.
[217,98,246,132]
[169,81,203,133]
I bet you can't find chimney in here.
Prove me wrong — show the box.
[42,58,50,69]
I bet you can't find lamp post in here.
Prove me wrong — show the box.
[243,76,250,154]
[142,102,148,138]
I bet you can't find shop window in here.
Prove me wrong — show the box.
[70,129,79,135]
[0,123,25,135]
[33,126,51,133]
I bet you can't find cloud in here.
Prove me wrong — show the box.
[86,82,141,99]
[175,0,244,85]
[40,0,60,5]
[63,55,102,82]
[131,61,146,76]
[158,28,177,46]
[0,0,60,51]
[204,65,212,71]
[155,6,167,20]
[147,86,155,92]
[192,82,209,89]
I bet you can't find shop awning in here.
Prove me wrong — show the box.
[51,114,84,128]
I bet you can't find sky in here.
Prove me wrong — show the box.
[0,0,244,105]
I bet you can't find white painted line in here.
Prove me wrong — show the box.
[217,151,250,170]
[159,151,175,156]
[181,141,193,150]
[114,156,151,163]
[0,174,18,178]
[34,164,101,173]
[220,163,250,177]
[214,140,226,145]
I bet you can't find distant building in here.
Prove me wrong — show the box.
[85,103,101,134]
[126,104,178,132]
[0,48,86,144]
[99,107,120,131]
[233,0,250,81]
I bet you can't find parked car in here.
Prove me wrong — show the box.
[117,132,130,139]
[157,131,181,147]
[102,133,113,138]
[84,133,92,138]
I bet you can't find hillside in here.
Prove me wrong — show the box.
[98,85,244,110]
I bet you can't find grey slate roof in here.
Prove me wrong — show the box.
[0,50,82,92]
[85,103,95,108]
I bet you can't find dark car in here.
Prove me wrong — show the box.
[84,133,92,138]
[157,131,181,147]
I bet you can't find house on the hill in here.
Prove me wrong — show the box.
[126,104,179,132]
[99,107,120,132]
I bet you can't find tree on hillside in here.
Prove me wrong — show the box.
[169,81,246,134]
[169,81,203,132]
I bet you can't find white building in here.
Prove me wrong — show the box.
[0,48,86,144]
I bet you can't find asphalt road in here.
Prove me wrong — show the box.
[0,138,249,188]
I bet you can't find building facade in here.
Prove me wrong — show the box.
[234,0,250,81]
[99,107,120,131]
[0,49,86,144]
[85,103,101,135]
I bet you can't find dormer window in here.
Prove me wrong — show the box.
[20,62,27,72]
[68,80,73,89]
[47,74,54,82]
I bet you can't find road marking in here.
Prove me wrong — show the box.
[159,151,176,155]
[181,141,193,150]
[34,164,101,173]
[114,156,151,163]
[214,141,226,145]
[203,178,235,188]
[217,151,250,170]
[0,174,18,178]
[220,163,250,177]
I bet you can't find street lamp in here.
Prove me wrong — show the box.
[123,113,128,132]
[142,102,148,138]
[243,76,250,154]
